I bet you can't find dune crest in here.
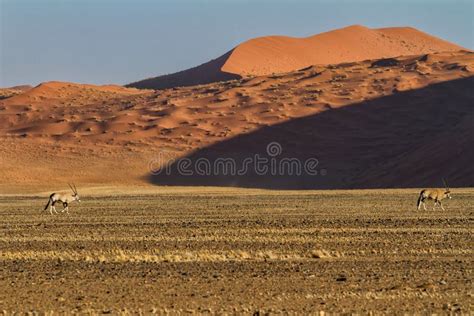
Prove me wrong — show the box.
[28,81,145,96]
[129,25,466,89]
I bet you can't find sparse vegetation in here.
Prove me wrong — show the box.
[0,188,472,313]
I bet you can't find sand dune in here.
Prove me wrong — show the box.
[0,51,472,191]
[153,76,473,189]
[128,25,467,89]
[5,85,33,91]
[0,85,33,100]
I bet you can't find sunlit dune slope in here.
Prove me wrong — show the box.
[128,25,467,89]
[0,51,473,190]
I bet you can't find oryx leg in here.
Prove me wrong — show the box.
[62,202,69,214]
[440,201,445,211]
[52,201,58,214]
[421,199,427,211]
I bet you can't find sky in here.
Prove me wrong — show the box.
[1,0,473,87]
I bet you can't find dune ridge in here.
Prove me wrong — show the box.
[1,51,473,190]
[128,25,467,89]
[0,85,33,100]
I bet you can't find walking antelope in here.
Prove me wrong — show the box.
[44,184,81,215]
[417,179,452,211]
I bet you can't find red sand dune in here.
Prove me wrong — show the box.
[1,51,473,191]
[6,85,33,91]
[0,85,33,100]
[128,25,467,89]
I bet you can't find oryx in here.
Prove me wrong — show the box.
[417,179,452,211]
[44,184,81,215]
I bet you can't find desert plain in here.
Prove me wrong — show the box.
[1,187,473,313]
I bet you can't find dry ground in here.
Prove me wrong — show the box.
[0,187,472,313]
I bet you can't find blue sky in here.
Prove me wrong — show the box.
[1,0,472,87]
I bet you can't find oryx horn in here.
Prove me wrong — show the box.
[442,178,449,190]
[68,183,77,195]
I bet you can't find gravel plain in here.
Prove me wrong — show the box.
[0,188,472,313]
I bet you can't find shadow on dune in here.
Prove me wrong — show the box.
[149,76,474,189]
[127,50,241,90]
